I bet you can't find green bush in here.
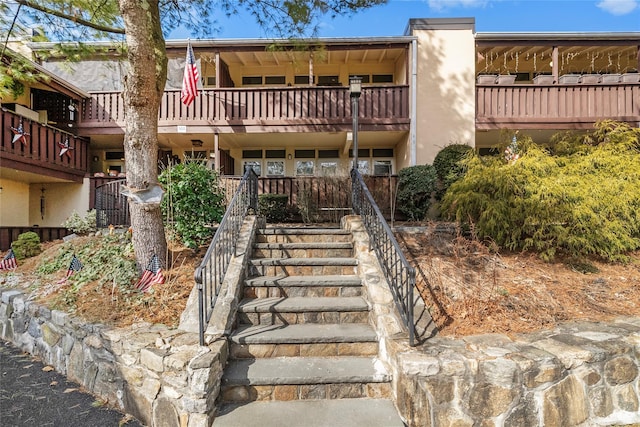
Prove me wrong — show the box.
[62,210,97,234]
[433,144,474,199]
[12,232,42,260]
[159,161,226,249]
[259,194,290,222]
[397,165,438,221]
[441,121,640,261]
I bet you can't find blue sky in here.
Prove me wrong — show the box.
[170,0,640,39]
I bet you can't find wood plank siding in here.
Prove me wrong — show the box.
[476,82,640,130]
[1,108,89,182]
[79,85,410,133]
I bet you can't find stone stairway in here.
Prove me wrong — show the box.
[213,227,405,427]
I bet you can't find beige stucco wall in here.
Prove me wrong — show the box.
[409,19,476,166]
[27,180,91,227]
[0,179,30,226]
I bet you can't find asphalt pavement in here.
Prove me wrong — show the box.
[0,340,143,427]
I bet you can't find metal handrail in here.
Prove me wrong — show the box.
[195,168,258,346]
[351,169,417,346]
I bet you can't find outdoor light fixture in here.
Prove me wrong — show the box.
[349,76,362,171]
[191,139,203,147]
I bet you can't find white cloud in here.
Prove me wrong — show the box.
[596,0,638,15]
[427,0,490,12]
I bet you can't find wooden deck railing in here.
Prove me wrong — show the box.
[222,175,401,222]
[1,108,89,182]
[80,85,410,128]
[476,83,640,129]
[0,227,72,251]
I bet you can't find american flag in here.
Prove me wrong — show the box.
[134,254,165,292]
[181,43,199,106]
[0,249,17,270]
[58,254,83,284]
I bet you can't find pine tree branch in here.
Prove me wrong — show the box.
[16,0,125,34]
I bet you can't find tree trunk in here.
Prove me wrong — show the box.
[118,0,167,268]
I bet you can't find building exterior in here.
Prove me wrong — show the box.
[1,18,639,245]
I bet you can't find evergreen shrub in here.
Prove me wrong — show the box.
[159,161,226,249]
[12,232,42,260]
[397,164,437,221]
[433,144,473,199]
[441,121,640,261]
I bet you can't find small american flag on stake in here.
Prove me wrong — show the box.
[57,254,83,284]
[134,254,165,292]
[181,42,199,106]
[0,248,17,270]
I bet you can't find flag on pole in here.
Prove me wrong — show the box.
[0,249,17,270]
[57,254,83,284]
[134,254,165,292]
[181,43,200,106]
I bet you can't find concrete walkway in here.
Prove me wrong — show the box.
[0,340,142,427]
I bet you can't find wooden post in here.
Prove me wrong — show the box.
[552,46,559,83]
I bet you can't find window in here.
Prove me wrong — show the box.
[295,160,315,176]
[373,160,392,176]
[242,76,262,85]
[373,148,394,158]
[295,149,315,159]
[515,72,530,82]
[372,74,393,83]
[265,76,286,85]
[294,75,315,85]
[317,75,340,86]
[243,161,261,176]
[319,161,338,176]
[266,149,286,159]
[267,161,285,176]
[206,76,216,86]
[242,149,263,159]
[355,160,369,174]
[318,149,339,158]
[348,148,371,158]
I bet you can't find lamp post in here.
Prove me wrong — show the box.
[349,76,362,172]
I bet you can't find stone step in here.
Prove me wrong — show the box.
[249,257,357,277]
[237,297,370,326]
[257,228,352,244]
[221,357,391,403]
[213,399,406,427]
[252,242,353,259]
[230,323,378,359]
[244,275,363,298]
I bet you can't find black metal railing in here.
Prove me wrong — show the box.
[351,169,417,346]
[94,179,130,228]
[195,168,259,346]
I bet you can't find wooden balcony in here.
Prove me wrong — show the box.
[476,82,640,130]
[79,85,410,133]
[1,108,90,182]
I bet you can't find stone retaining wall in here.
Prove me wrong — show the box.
[393,320,640,426]
[0,286,225,426]
[0,216,258,427]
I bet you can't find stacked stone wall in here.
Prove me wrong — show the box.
[394,321,640,426]
[0,287,225,426]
